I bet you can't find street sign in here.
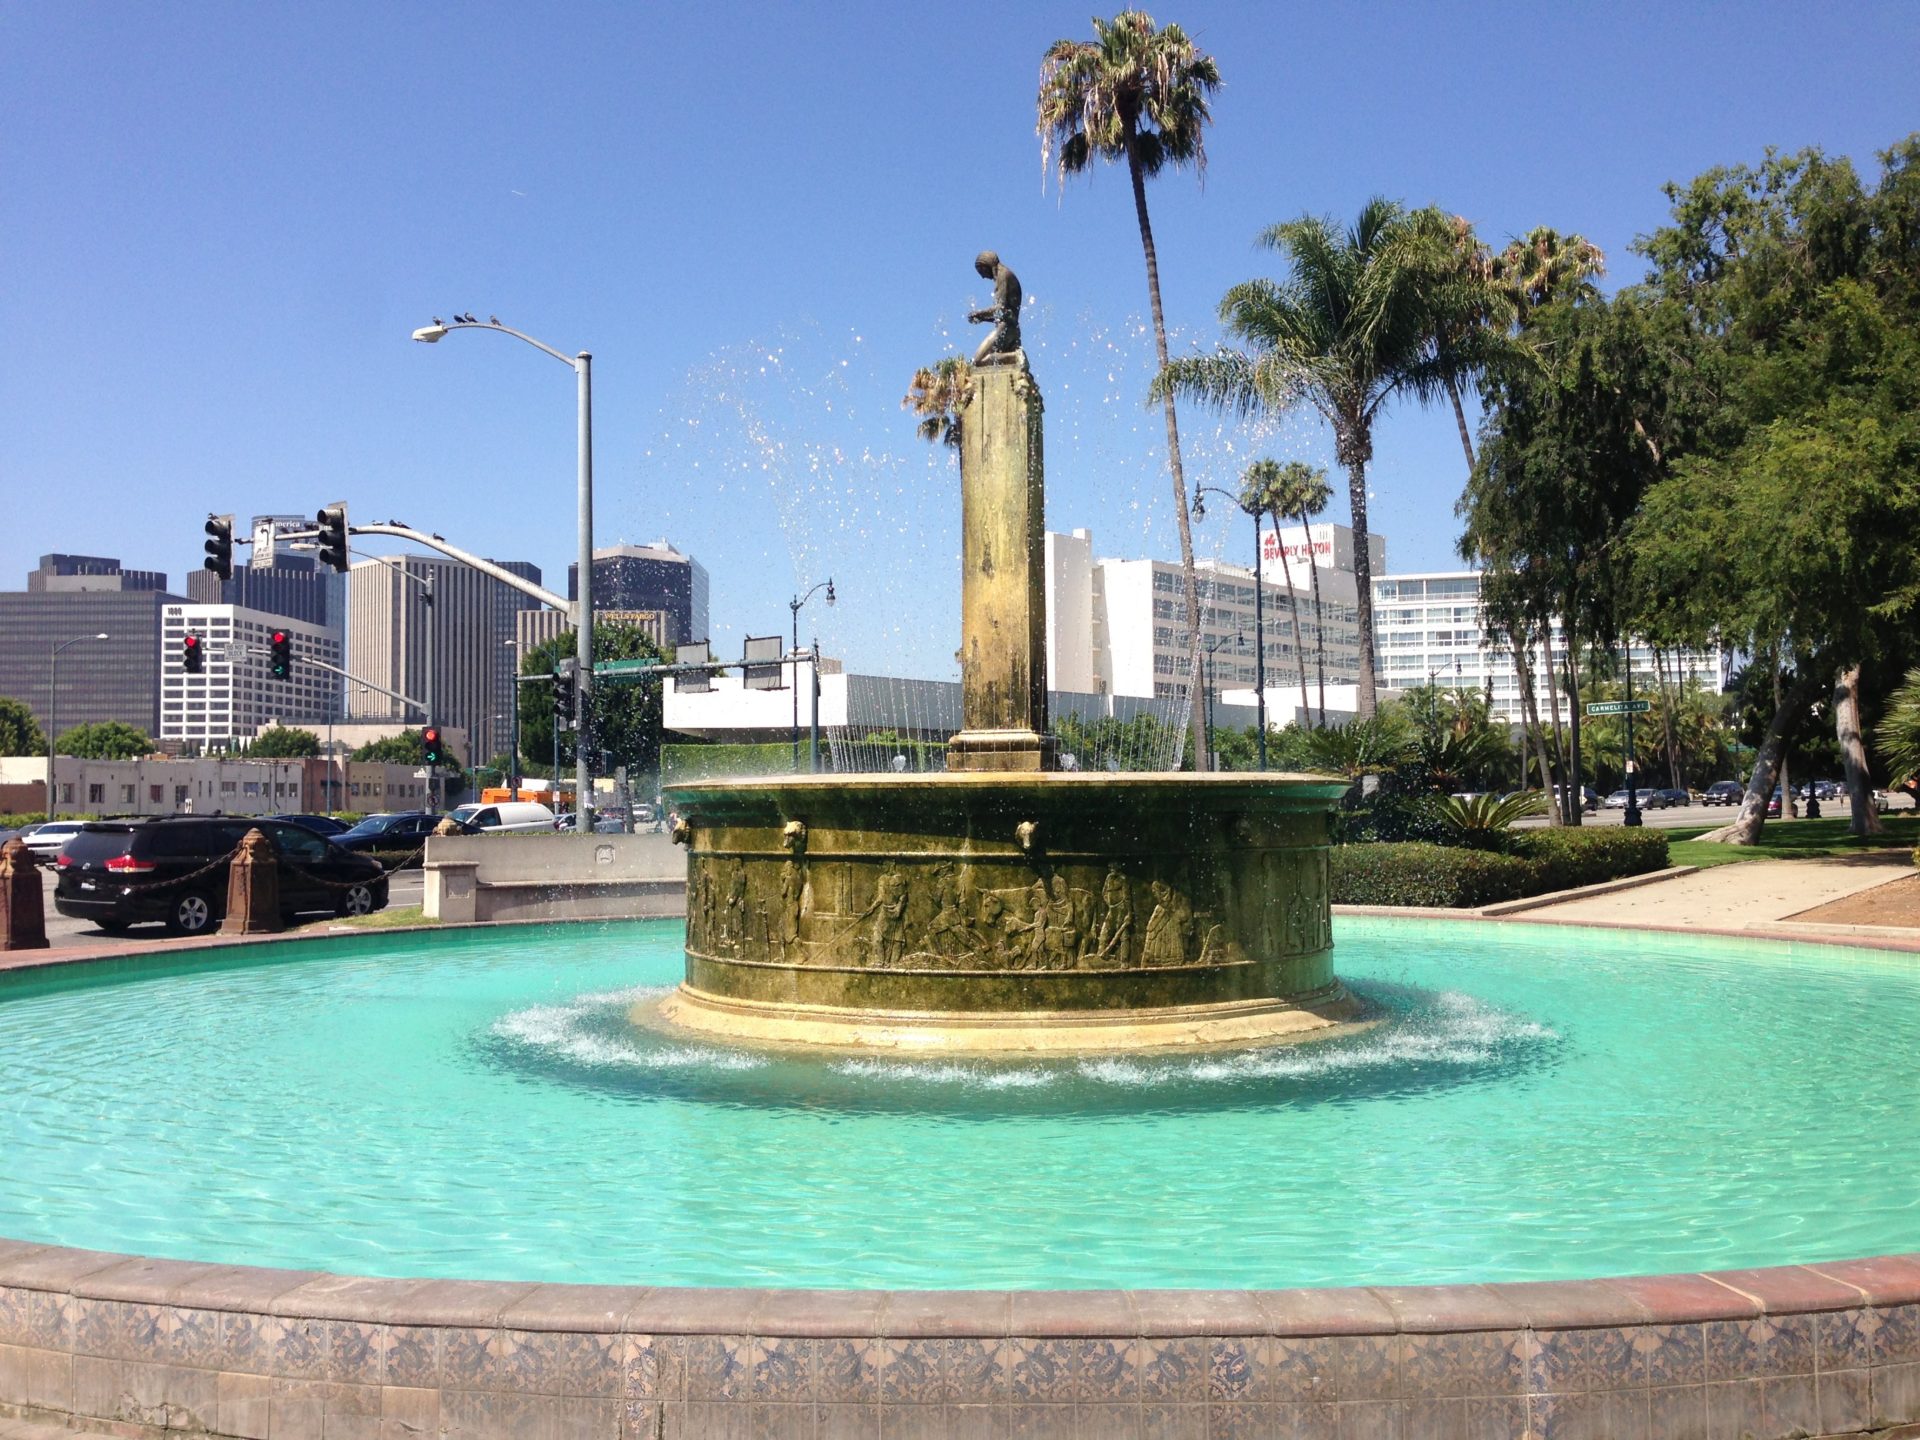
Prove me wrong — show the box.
[1586,699,1651,716]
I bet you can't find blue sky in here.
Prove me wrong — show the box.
[5,2,1915,680]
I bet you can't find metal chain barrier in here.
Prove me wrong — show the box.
[277,843,425,892]
[95,847,243,896]
[63,834,428,898]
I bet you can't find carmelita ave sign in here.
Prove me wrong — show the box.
[1586,699,1651,716]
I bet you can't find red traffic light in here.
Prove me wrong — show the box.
[272,631,287,644]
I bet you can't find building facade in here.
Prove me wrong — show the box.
[1371,570,1727,722]
[0,755,431,818]
[159,603,344,747]
[0,557,180,737]
[1045,523,1376,720]
[345,555,545,764]
[567,541,708,645]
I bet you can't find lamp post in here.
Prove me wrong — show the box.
[1192,487,1266,769]
[1201,628,1244,771]
[46,633,109,819]
[1622,643,1643,828]
[502,640,522,799]
[789,579,834,773]
[415,315,595,830]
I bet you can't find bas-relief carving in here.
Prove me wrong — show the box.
[688,836,1330,975]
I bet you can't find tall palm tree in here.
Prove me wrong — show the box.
[1275,460,1334,725]
[902,357,973,449]
[1154,198,1456,718]
[1492,227,1606,315]
[1039,10,1220,767]
[1236,460,1313,729]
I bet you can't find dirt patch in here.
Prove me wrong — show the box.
[1789,871,1920,926]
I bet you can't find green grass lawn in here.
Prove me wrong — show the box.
[322,905,436,930]
[1667,812,1919,869]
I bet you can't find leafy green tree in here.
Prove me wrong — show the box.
[246,726,321,759]
[1154,198,1467,718]
[902,357,973,449]
[56,721,153,759]
[0,698,45,757]
[1631,137,1920,839]
[1039,9,1220,767]
[520,622,670,781]
[1874,668,1920,797]
[350,728,463,768]
[1050,710,1182,772]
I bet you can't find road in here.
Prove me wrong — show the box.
[35,867,424,950]
[1511,792,1909,831]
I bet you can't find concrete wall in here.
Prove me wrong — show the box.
[423,832,686,924]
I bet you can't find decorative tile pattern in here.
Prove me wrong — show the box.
[1134,1338,1206,1402]
[1399,1331,1524,1399]
[268,1315,329,1380]
[809,1337,879,1404]
[685,1334,753,1402]
[1005,1339,1073,1403]
[1877,1303,1920,1364]
[752,1337,810,1404]
[1635,1324,1704,1387]
[326,1319,388,1386]
[0,1287,31,1346]
[880,1337,944,1404]
[1815,1307,1873,1373]
[626,1334,688,1402]
[1205,1337,1256,1401]
[942,1338,1008,1405]
[1261,1337,1334,1403]
[160,1305,221,1368]
[1526,1326,1639,1394]
[1328,1334,1395,1403]
[386,1325,439,1388]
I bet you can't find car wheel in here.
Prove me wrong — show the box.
[166,891,216,936]
[338,883,376,918]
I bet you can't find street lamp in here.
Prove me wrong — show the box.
[415,314,596,830]
[1192,487,1266,769]
[502,639,522,798]
[46,633,109,819]
[1201,628,1245,771]
[789,579,835,772]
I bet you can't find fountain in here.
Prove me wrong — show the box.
[644,255,1358,1054]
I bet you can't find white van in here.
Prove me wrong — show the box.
[449,801,558,834]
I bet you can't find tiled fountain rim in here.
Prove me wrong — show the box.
[4,913,1919,1343]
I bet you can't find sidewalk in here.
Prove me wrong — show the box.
[1512,849,1918,935]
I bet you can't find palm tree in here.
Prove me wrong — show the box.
[1492,227,1606,315]
[1039,10,1220,767]
[1274,460,1334,725]
[902,357,974,449]
[1236,460,1313,729]
[1154,198,1458,718]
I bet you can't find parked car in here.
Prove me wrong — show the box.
[1651,788,1692,808]
[1703,780,1744,806]
[1766,787,1785,817]
[53,816,388,936]
[332,811,457,853]
[1551,785,1600,814]
[279,814,350,837]
[20,820,88,860]
[448,800,558,834]
[1602,789,1637,810]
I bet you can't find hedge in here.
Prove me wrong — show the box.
[1332,828,1669,908]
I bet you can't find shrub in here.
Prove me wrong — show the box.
[1336,790,1452,845]
[1333,827,1671,908]
[1332,844,1535,908]
[1512,827,1669,890]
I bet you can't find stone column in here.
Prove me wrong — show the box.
[948,357,1056,772]
[0,838,48,951]
[220,828,282,936]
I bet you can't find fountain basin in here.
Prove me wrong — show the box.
[653,771,1360,1052]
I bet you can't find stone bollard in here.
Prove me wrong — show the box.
[0,838,49,951]
[220,828,282,936]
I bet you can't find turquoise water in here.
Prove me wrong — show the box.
[1,916,1916,1289]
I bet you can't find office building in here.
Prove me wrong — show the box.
[1372,570,1727,722]
[567,541,708,645]
[1046,523,1377,719]
[346,555,545,763]
[186,516,344,632]
[0,557,181,736]
[159,603,343,747]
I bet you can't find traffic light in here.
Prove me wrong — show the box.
[552,667,576,729]
[269,630,292,680]
[315,502,349,572]
[182,633,204,674]
[203,514,234,583]
[422,725,444,766]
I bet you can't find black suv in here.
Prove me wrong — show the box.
[333,811,460,853]
[54,816,389,936]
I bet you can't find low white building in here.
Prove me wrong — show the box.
[1372,570,1727,723]
[160,603,341,747]
[1,755,306,818]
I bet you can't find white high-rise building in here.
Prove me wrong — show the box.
[159,604,342,746]
[1371,570,1727,722]
[1045,523,1379,719]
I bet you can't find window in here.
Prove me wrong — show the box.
[149,786,163,803]
[120,785,136,804]
[88,783,105,804]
